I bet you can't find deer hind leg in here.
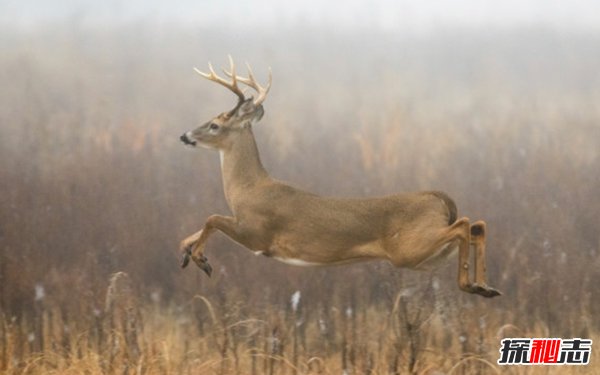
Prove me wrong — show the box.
[452,217,473,292]
[436,217,501,298]
[469,221,501,297]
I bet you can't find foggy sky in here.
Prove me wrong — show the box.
[2,0,600,34]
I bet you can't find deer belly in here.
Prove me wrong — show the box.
[273,257,324,267]
[267,239,382,267]
[266,241,326,266]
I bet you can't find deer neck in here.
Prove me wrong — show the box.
[220,126,268,205]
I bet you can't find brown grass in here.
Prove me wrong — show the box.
[0,24,599,374]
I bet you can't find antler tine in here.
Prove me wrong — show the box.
[260,67,273,105]
[233,62,271,106]
[245,63,257,85]
[194,59,245,103]
[225,55,238,89]
[193,66,210,79]
[250,66,271,106]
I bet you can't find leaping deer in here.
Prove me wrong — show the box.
[179,57,501,298]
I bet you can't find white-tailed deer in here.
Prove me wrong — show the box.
[180,57,501,298]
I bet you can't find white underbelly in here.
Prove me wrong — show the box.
[273,257,324,267]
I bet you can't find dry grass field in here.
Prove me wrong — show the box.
[1,23,599,374]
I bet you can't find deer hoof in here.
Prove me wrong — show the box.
[192,254,213,277]
[472,283,502,298]
[200,261,213,277]
[180,247,192,268]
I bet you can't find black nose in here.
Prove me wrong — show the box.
[180,133,196,146]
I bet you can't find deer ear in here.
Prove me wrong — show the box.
[253,105,264,121]
[235,101,264,126]
[237,99,256,117]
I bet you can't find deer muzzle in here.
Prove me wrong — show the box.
[180,132,197,146]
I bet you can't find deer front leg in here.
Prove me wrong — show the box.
[180,215,239,276]
[179,229,203,269]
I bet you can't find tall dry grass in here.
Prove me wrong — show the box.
[0,24,599,374]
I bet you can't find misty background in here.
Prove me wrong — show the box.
[1,1,599,373]
[3,0,600,32]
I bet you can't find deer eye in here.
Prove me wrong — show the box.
[209,123,220,130]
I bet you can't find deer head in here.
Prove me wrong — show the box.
[180,56,272,150]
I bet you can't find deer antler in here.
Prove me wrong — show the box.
[224,62,272,106]
[194,55,246,105]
